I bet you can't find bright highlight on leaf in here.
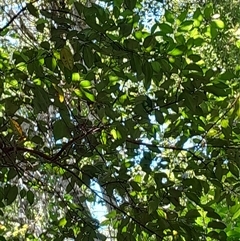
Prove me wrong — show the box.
[221,119,229,128]
[212,19,225,29]
[80,80,91,88]
[58,218,67,227]
[110,129,117,139]
[59,94,64,103]
[83,90,95,102]
[72,72,80,81]
[1,0,239,240]
[74,88,83,97]
[168,48,183,56]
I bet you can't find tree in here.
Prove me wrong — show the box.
[0,0,240,240]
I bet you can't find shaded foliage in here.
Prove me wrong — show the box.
[0,0,240,240]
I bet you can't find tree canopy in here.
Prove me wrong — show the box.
[1,0,240,240]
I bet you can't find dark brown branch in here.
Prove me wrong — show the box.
[55,160,164,239]
[2,126,102,162]
[0,0,39,33]
[0,7,27,33]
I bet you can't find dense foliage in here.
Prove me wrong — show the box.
[1,0,240,240]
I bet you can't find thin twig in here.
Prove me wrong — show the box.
[126,138,203,160]
[0,7,26,32]
[0,0,39,33]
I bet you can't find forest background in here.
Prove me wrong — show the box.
[1,0,240,240]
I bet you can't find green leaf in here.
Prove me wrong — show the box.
[5,185,18,205]
[232,207,240,220]
[208,221,226,229]
[124,0,136,10]
[179,20,193,31]
[188,54,202,62]
[185,209,201,219]
[151,61,162,73]
[124,39,139,50]
[193,37,204,46]
[83,46,94,68]
[20,189,26,198]
[203,85,228,96]
[130,54,142,76]
[80,80,92,88]
[33,87,51,113]
[130,180,141,192]
[207,210,221,220]
[27,190,34,205]
[106,210,117,219]
[59,217,67,227]
[53,120,71,140]
[60,46,74,70]
[157,217,170,230]
[219,70,235,80]
[119,23,133,37]
[208,231,220,239]
[82,89,95,102]
[45,57,57,71]
[181,92,197,112]
[142,61,153,90]
[40,41,50,50]
[159,23,173,34]
[155,110,164,124]
[236,40,240,48]
[209,23,218,39]
[185,192,200,204]
[143,36,156,49]
[26,3,39,18]
[204,3,213,19]
[74,2,84,16]
[159,59,171,72]
[7,169,18,181]
[215,162,223,180]
[184,63,203,73]
[164,10,174,23]
[177,9,188,22]
[212,19,225,29]
[148,200,159,214]
[228,162,239,178]
[72,72,81,81]
[193,8,203,26]
[168,48,184,56]
[5,98,19,116]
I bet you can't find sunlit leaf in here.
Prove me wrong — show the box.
[59,218,67,227]
[212,19,225,29]
[168,48,183,56]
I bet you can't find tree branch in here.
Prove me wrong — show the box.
[0,7,27,33]
[1,126,102,162]
[126,138,203,160]
[56,160,164,239]
[0,0,39,33]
